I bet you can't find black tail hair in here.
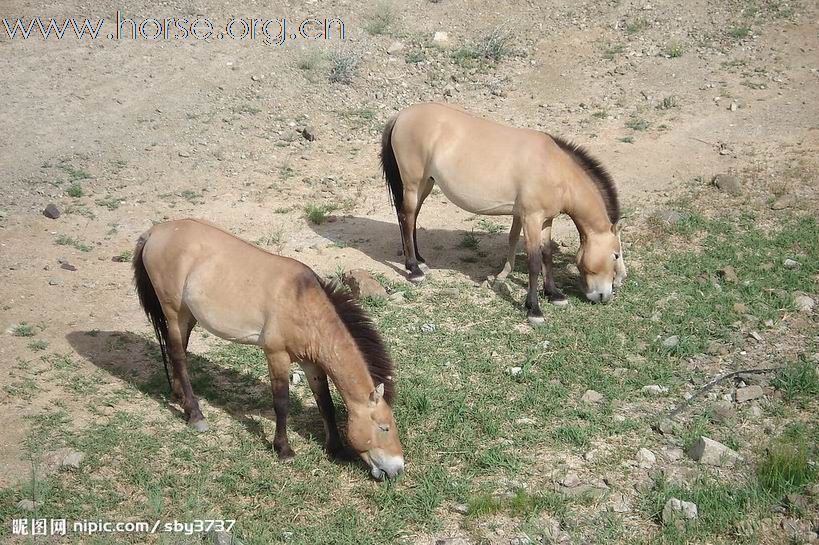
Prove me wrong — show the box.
[380,115,404,212]
[132,231,172,391]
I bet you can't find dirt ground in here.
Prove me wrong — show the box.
[1,0,817,541]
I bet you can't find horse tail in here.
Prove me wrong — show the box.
[380,114,404,212]
[132,229,172,391]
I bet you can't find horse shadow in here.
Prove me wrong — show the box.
[65,330,360,467]
[309,215,588,304]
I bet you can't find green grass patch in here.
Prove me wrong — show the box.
[12,323,35,337]
[305,203,339,225]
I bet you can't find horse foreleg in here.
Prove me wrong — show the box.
[300,362,343,457]
[265,349,295,459]
[495,215,522,282]
[540,221,568,306]
[523,215,545,325]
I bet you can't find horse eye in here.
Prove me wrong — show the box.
[613,252,620,260]
[378,424,390,433]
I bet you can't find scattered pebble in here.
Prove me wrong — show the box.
[642,384,668,396]
[420,323,436,333]
[687,436,742,467]
[662,335,680,349]
[794,294,814,313]
[735,385,764,403]
[508,366,523,377]
[783,258,799,269]
[636,448,656,468]
[662,497,698,526]
[387,41,404,55]
[42,203,61,219]
[301,126,317,142]
[580,389,603,404]
[712,173,742,195]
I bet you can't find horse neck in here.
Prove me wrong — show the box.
[311,321,375,408]
[562,173,613,238]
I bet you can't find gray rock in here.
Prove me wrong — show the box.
[508,366,523,377]
[342,269,387,299]
[17,499,38,511]
[687,436,742,467]
[510,538,532,545]
[636,448,656,468]
[662,497,698,525]
[735,385,764,403]
[783,258,799,269]
[711,400,735,422]
[771,194,795,210]
[662,335,680,349]
[581,389,603,403]
[387,41,404,54]
[609,492,631,513]
[61,450,85,469]
[432,31,449,44]
[642,384,669,396]
[657,418,678,435]
[301,126,317,142]
[60,262,77,272]
[652,209,683,226]
[48,279,63,286]
[794,294,814,312]
[560,472,581,488]
[452,503,469,515]
[420,323,436,333]
[210,530,244,545]
[43,203,61,219]
[712,174,742,195]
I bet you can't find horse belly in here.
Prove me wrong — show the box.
[183,284,263,345]
[432,170,516,215]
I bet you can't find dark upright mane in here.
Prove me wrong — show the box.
[317,278,395,405]
[549,134,620,224]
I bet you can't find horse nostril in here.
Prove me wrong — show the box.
[598,293,604,303]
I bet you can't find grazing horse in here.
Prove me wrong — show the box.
[380,103,626,324]
[133,219,404,479]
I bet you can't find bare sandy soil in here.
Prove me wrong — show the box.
[1,0,817,541]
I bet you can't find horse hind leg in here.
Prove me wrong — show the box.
[165,307,207,431]
[398,188,425,282]
[414,178,435,271]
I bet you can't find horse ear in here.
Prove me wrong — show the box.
[370,383,385,404]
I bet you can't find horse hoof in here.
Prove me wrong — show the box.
[550,298,569,307]
[276,447,296,460]
[419,262,430,273]
[188,419,208,432]
[527,315,546,326]
[408,272,426,283]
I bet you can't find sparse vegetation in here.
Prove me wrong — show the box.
[626,17,650,34]
[12,323,35,337]
[55,234,93,252]
[477,218,503,234]
[304,203,338,224]
[96,195,123,210]
[728,25,751,39]
[28,340,48,351]
[657,96,679,110]
[663,43,685,58]
[364,0,397,35]
[602,43,625,60]
[66,182,84,198]
[460,230,480,249]
[328,49,361,84]
[626,117,651,131]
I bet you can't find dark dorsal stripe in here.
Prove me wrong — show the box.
[318,278,395,405]
[550,134,620,225]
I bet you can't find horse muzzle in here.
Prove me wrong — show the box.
[366,451,405,480]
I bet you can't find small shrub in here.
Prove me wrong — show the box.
[475,27,512,61]
[663,43,685,58]
[626,117,651,131]
[12,323,35,337]
[328,50,361,84]
[305,203,338,225]
[67,183,84,198]
[728,26,751,39]
[364,1,396,35]
[460,230,480,250]
[29,340,48,351]
[656,96,679,110]
[626,17,650,34]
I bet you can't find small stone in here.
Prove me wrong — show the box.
[657,418,678,435]
[510,537,532,545]
[662,498,698,525]
[783,258,799,269]
[420,323,436,333]
[652,209,683,226]
[432,31,449,44]
[435,539,469,545]
[388,291,406,304]
[784,494,809,513]
[729,102,738,111]
[508,366,523,377]
[210,530,244,545]
[687,436,742,467]
[735,385,764,403]
[17,499,38,511]
[711,400,735,422]
[636,448,656,468]
[301,126,317,141]
[662,335,680,349]
[60,262,77,272]
[748,404,763,418]
[664,448,685,462]
[642,384,668,396]
[609,492,631,513]
[387,41,404,54]
[452,503,469,515]
[342,269,387,299]
[560,472,581,488]
[712,173,742,195]
[719,266,738,283]
[43,203,61,219]
[794,294,814,312]
[290,371,302,386]
[61,450,85,469]
[581,389,603,403]
[48,279,62,286]
[178,151,191,158]
[250,74,262,82]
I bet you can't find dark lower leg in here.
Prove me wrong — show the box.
[270,377,294,459]
[541,232,566,303]
[312,376,343,455]
[525,249,544,320]
[399,208,424,280]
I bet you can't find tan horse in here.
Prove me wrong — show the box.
[132,219,404,479]
[380,103,626,324]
